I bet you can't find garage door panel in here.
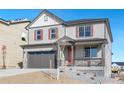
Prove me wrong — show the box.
[27,51,56,68]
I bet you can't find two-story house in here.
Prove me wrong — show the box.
[0,18,30,68]
[21,10,113,77]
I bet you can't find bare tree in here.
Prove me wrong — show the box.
[2,45,6,69]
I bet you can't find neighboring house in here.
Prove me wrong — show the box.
[0,18,30,68]
[21,10,113,77]
[112,62,124,69]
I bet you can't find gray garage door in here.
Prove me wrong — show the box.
[27,51,57,68]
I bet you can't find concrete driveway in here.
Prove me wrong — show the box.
[0,69,42,78]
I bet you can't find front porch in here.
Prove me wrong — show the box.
[57,36,107,68]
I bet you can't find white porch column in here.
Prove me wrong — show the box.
[102,43,111,78]
[71,45,74,65]
[101,44,105,66]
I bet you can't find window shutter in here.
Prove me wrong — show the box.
[55,28,58,39]
[34,31,36,40]
[76,26,79,38]
[40,29,43,40]
[48,29,50,39]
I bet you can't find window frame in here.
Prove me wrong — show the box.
[50,28,57,39]
[78,25,92,37]
[84,46,98,58]
[35,29,43,41]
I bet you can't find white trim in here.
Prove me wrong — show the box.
[78,25,92,38]
[35,29,42,40]
[50,28,57,39]
[84,46,98,58]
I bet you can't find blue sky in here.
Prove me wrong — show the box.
[0,9,124,62]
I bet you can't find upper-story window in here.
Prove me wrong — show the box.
[84,47,97,58]
[77,25,93,37]
[34,30,43,40]
[48,28,58,39]
[51,28,56,39]
[44,15,48,21]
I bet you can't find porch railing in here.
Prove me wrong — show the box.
[74,58,104,66]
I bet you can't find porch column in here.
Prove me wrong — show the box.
[57,42,60,67]
[102,43,108,77]
[71,45,74,65]
[101,44,105,66]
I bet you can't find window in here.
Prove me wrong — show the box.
[44,15,48,21]
[85,26,91,36]
[51,28,56,39]
[36,30,41,40]
[91,47,97,57]
[78,25,92,37]
[35,30,43,40]
[49,28,58,39]
[79,26,85,37]
[84,47,97,58]
[84,47,90,57]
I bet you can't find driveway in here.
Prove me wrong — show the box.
[0,69,42,78]
[0,71,84,84]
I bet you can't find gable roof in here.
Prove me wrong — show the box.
[112,62,124,66]
[26,9,65,29]
[57,35,75,44]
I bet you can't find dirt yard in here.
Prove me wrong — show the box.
[114,72,124,81]
[0,71,86,84]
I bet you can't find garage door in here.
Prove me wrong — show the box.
[27,51,57,68]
